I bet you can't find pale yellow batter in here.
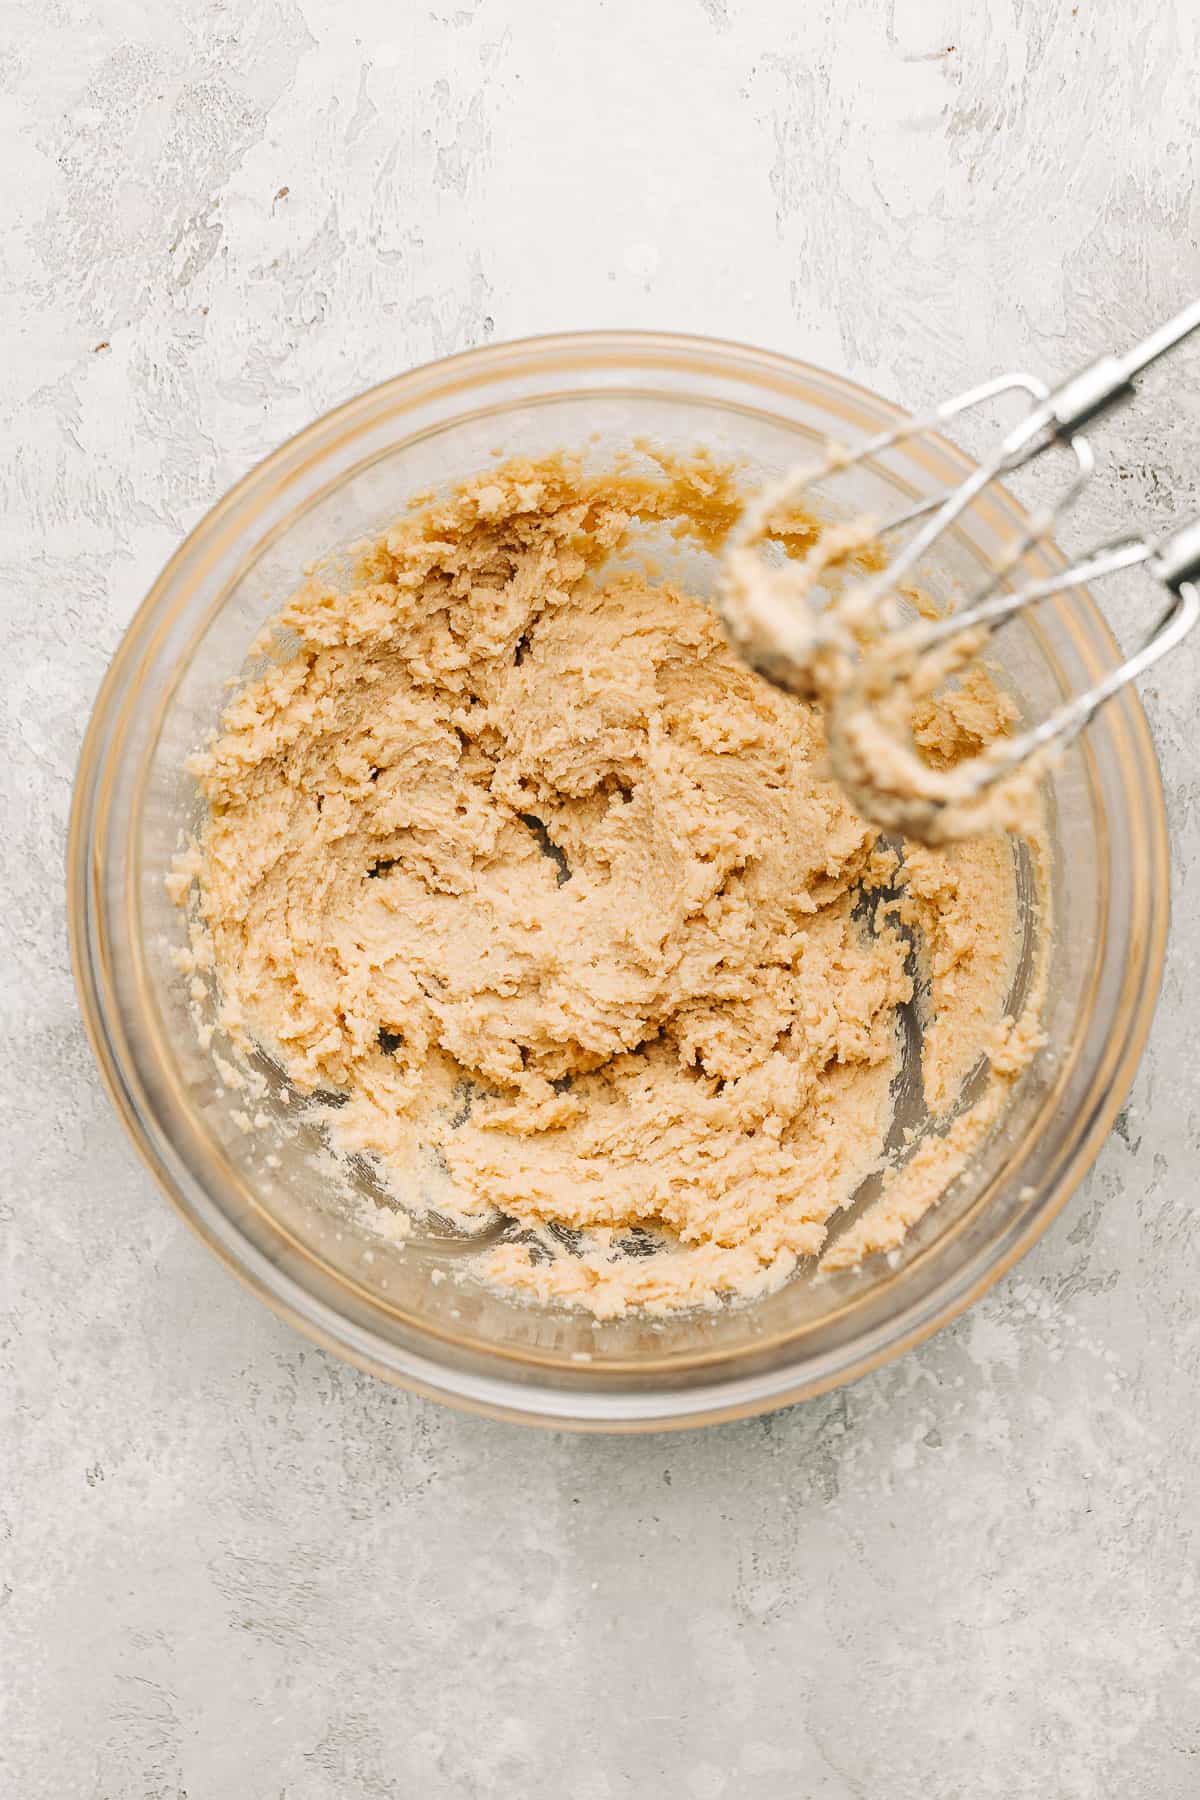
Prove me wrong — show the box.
[175,453,1044,1317]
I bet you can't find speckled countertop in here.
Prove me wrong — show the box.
[5,1,1200,1794]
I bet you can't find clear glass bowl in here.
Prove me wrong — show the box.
[68,332,1168,1429]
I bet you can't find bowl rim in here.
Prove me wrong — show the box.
[67,328,1170,1430]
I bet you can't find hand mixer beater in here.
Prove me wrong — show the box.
[720,300,1200,842]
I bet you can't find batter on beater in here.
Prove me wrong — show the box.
[175,452,1044,1316]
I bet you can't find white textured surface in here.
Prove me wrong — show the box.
[5,2,1200,1794]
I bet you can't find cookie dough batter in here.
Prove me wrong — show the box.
[178,454,1043,1316]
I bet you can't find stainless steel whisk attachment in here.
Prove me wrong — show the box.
[721,301,1200,841]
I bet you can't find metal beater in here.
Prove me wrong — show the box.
[720,300,1200,841]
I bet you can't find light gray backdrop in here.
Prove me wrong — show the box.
[4,1,1199,1794]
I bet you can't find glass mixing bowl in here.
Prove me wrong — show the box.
[68,332,1168,1430]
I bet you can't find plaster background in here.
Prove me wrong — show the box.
[4,1,1200,1793]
